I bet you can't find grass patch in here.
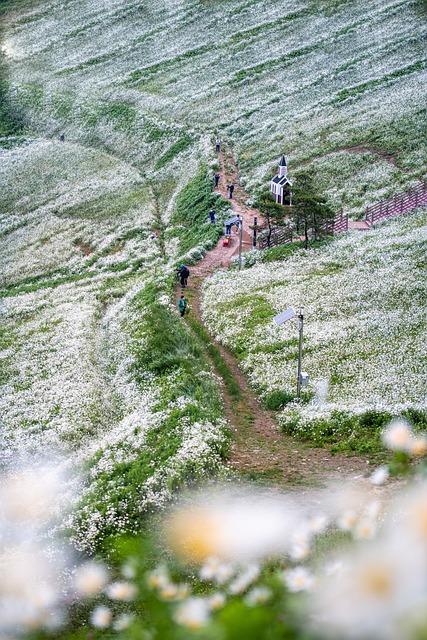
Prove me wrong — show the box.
[0,76,24,136]
[154,135,194,170]
[186,315,241,399]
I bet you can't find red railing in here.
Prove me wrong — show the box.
[365,180,427,226]
[332,209,348,233]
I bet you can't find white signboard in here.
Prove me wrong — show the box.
[273,308,296,326]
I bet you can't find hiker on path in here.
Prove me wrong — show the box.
[214,172,220,188]
[215,138,221,153]
[228,183,234,199]
[234,214,241,233]
[178,264,190,288]
[177,295,188,317]
[209,209,216,223]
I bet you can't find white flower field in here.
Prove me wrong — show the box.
[0,0,427,636]
[202,209,427,428]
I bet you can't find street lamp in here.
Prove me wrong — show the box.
[273,305,308,400]
[238,217,243,270]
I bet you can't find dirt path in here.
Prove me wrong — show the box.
[177,148,380,492]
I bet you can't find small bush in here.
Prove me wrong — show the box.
[264,390,294,410]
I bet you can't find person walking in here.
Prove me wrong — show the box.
[228,183,234,199]
[209,209,216,223]
[234,214,241,233]
[177,295,188,317]
[178,264,190,288]
[215,138,221,153]
[214,172,220,188]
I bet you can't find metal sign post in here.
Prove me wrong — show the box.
[274,305,307,401]
[296,306,304,400]
[238,218,243,270]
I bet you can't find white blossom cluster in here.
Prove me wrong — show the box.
[202,209,427,421]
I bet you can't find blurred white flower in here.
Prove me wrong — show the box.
[112,613,134,630]
[105,581,137,601]
[90,605,112,629]
[121,559,137,579]
[228,564,260,595]
[324,559,346,577]
[174,597,210,629]
[400,481,427,542]
[370,466,389,486]
[283,567,315,593]
[0,465,68,525]
[382,419,413,452]
[199,557,234,584]
[337,509,358,531]
[354,518,377,540]
[166,490,298,562]
[245,586,272,606]
[310,538,425,639]
[74,562,109,596]
[0,544,66,634]
[147,566,170,590]
[410,436,427,457]
[208,593,226,610]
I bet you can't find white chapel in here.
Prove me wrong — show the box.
[270,154,293,205]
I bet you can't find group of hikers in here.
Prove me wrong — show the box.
[177,264,190,317]
[177,135,237,318]
[213,171,234,199]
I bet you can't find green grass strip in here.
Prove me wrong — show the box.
[186,315,242,400]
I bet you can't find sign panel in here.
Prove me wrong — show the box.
[273,308,296,326]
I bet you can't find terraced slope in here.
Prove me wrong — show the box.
[1,0,426,215]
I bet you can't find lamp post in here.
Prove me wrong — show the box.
[253,216,258,249]
[296,305,304,400]
[273,305,308,401]
[238,217,243,270]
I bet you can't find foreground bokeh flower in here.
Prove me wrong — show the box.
[165,489,299,562]
[74,562,109,597]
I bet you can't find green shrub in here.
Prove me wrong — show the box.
[264,390,294,410]
[281,408,427,459]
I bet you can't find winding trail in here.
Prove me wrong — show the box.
[178,147,382,492]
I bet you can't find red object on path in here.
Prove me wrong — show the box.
[223,234,231,247]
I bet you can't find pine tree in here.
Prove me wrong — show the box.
[292,171,335,249]
[255,189,290,248]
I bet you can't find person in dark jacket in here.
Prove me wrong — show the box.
[178,264,190,288]
[214,172,220,187]
[209,209,216,223]
[228,183,234,199]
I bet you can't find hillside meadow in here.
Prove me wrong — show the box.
[0,0,427,637]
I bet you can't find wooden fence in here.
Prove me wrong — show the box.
[258,210,347,250]
[258,224,293,250]
[365,180,427,226]
[332,209,348,233]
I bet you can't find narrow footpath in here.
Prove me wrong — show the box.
[177,148,384,492]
